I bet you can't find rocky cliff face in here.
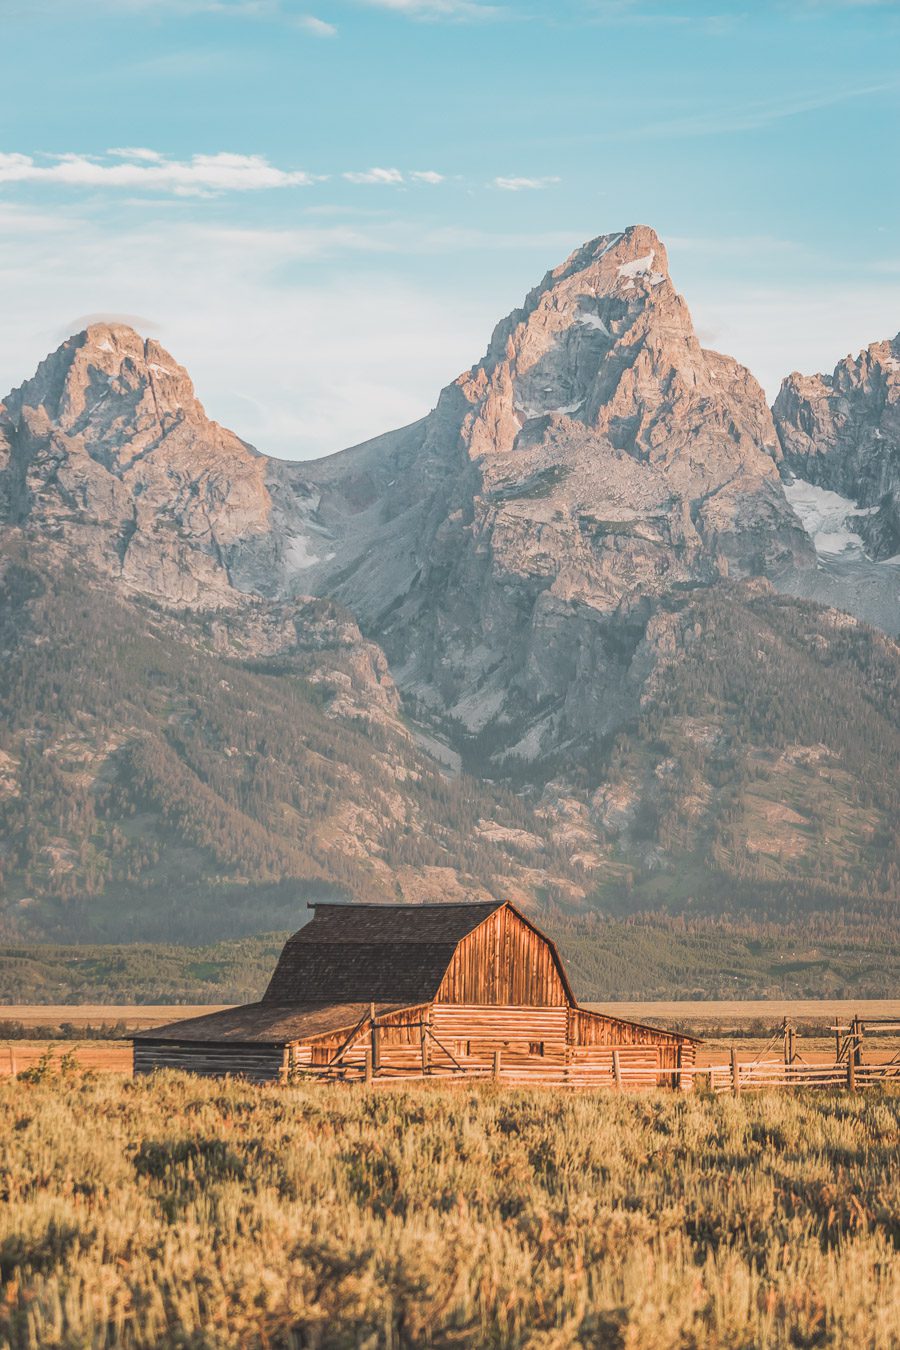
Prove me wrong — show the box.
[773,334,900,560]
[4,226,900,929]
[0,324,309,607]
[293,225,811,759]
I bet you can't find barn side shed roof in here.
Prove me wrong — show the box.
[134,1001,422,1046]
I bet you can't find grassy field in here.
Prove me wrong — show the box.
[0,1005,231,1033]
[1,1072,898,1349]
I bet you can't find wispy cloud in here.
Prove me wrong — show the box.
[629,79,899,138]
[0,150,461,195]
[492,175,560,191]
[106,147,166,162]
[342,167,445,185]
[21,0,503,15]
[295,13,337,35]
[356,0,504,18]
[343,167,405,185]
[0,150,316,195]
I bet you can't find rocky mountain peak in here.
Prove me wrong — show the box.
[774,333,900,562]
[0,324,284,607]
[2,324,209,469]
[447,223,782,497]
[296,225,813,760]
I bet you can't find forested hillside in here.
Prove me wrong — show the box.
[584,583,900,910]
[3,911,895,1004]
[3,534,899,949]
[0,540,577,941]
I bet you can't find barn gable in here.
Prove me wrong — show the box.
[263,901,505,1004]
[435,904,573,1006]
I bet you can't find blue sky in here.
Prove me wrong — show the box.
[2,0,899,459]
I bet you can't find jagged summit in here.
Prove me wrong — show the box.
[769,332,900,632]
[4,324,211,462]
[289,225,812,758]
[0,323,287,605]
[774,333,900,560]
[441,222,781,482]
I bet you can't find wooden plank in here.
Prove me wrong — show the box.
[434,910,568,1007]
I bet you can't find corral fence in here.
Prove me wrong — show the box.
[698,1016,900,1096]
[291,1053,900,1093]
[289,1014,900,1093]
[700,1055,900,1095]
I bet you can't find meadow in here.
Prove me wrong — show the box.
[1,1071,898,1349]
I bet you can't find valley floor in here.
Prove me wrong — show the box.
[2,1074,898,1348]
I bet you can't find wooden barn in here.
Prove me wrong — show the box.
[133,901,697,1087]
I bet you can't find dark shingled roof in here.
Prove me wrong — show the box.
[262,901,504,1004]
[134,1001,421,1046]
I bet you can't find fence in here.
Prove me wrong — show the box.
[291,1046,900,1093]
[699,1053,900,1095]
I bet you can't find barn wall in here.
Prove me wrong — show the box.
[435,907,568,1006]
[568,1009,685,1049]
[289,1003,695,1083]
[431,1003,568,1068]
[133,1042,286,1083]
[301,1005,430,1073]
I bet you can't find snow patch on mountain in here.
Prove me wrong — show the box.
[285,533,334,571]
[617,252,655,280]
[781,476,875,560]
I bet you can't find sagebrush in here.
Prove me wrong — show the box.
[1,1074,898,1348]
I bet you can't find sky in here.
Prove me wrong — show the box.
[2,0,899,461]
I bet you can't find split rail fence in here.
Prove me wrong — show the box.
[289,1014,900,1094]
[293,1053,900,1093]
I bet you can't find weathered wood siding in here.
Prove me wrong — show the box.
[435,907,568,1006]
[431,1003,568,1068]
[569,1008,685,1049]
[133,1042,286,1083]
[302,1005,430,1073]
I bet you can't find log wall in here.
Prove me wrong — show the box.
[133,1042,287,1083]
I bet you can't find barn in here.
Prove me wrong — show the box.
[133,901,697,1086]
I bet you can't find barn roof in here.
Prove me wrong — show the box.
[262,900,510,1004]
[134,1001,422,1046]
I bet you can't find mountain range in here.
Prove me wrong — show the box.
[2,224,899,943]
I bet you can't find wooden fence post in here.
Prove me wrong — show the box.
[7,1046,15,1080]
[369,1002,380,1075]
[364,1048,373,1085]
[847,1050,856,1090]
[492,1049,502,1080]
[612,1049,622,1091]
[731,1048,741,1098]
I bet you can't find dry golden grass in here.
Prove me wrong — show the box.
[587,999,900,1027]
[0,1006,231,1030]
[1,1071,898,1348]
[0,1041,132,1075]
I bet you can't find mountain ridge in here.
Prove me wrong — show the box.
[2,224,900,939]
